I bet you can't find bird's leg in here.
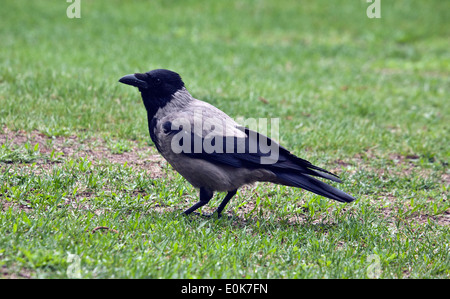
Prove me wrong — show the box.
[183,187,214,216]
[213,189,237,218]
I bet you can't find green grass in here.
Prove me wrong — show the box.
[0,0,449,278]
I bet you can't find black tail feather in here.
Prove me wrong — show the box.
[276,172,356,203]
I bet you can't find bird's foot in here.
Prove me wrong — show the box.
[181,211,231,219]
[191,211,217,219]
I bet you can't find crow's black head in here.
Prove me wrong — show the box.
[119,69,185,113]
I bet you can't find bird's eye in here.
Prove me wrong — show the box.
[154,78,162,85]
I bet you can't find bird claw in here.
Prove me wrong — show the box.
[180,211,231,220]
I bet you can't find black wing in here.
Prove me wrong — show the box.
[165,123,342,183]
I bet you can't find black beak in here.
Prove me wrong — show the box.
[118,74,148,89]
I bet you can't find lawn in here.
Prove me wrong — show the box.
[0,0,448,279]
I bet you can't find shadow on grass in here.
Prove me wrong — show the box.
[158,208,344,235]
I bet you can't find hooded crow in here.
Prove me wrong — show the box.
[119,69,356,217]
